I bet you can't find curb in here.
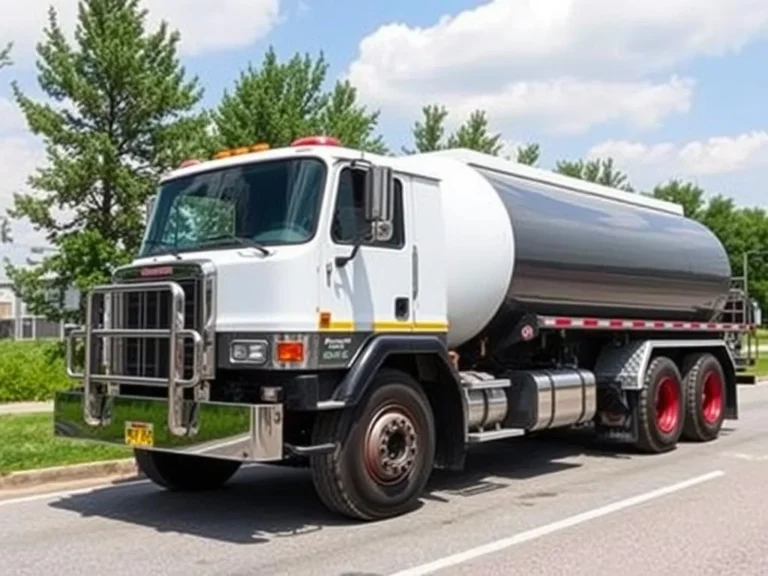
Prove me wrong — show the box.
[0,458,140,491]
[740,376,768,386]
[0,401,54,416]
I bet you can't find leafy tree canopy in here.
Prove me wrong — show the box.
[4,0,209,322]
[212,47,387,154]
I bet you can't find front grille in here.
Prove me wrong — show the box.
[111,276,201,382]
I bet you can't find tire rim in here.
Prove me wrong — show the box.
[702,370,724,424]
[363,404,418,486]
[655,376,680,434]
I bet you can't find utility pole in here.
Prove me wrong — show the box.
[744,251,749,302]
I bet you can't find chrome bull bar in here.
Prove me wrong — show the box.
[66,281,204,436]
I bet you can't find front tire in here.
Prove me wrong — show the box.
[310,368,436,521]
[134,449,242,491]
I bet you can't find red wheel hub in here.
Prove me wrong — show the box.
[655,376,680,434]
[702,370,724,424]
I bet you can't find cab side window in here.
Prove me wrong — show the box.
[331,167,404,248]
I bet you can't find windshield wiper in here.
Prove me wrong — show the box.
[144,239,182,260]
[200,235,270,256]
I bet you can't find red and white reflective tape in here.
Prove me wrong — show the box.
[538,316,755,332]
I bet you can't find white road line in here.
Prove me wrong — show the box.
[387,470,725,576]
[725,452,768,462]
[0,479,150,508]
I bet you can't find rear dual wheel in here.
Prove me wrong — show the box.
[680,353,726,442]
[635,356,684,453]
[634,352,726,453]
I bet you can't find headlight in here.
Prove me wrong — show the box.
[229,340,268,364]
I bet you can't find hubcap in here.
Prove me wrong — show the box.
[702,370,723,424]
[655,376,680,434]
[364,405,418,486]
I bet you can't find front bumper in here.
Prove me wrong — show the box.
[53,391,284,463]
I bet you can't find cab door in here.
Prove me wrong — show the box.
[317,164,413,346]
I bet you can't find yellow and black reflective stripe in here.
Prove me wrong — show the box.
[318,318,449,333]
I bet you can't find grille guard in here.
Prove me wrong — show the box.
[66,281,204,436]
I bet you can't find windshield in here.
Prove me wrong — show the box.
[140,157,327,257]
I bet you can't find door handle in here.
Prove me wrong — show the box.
[395,297,409,320]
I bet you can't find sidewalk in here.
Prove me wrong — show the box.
[0,401,53,416]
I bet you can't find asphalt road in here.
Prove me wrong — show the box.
[4,384,768,576]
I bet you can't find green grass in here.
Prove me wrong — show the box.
[0,339,71,402]
[0,413,131,475]
[751,328,768,344]
[747,355,768,377]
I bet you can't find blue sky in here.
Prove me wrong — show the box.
[1,0,767,262]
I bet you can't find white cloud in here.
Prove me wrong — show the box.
[0,134,48,247]
[297,1,311,17]
[588,132,768,177]
[585,132,768,207]
[346,0,768,134]
[0,98,27,134]
[0,95,52,248]
[0,0,281,61]
[380,76,694,136]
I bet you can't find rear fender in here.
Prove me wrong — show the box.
[595,339,738,420]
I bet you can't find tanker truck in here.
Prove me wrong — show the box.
[55,135,750,521]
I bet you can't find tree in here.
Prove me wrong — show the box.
[4,0,210,322]
[213,47,387,153]
[0,42,11,69]
[513,143,540,166]
[651,179,705,218]
[554,157,633,191]
[409,104,449,153]
[405,104,517,157]
[445,110,503,155]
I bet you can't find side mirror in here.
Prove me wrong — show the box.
[145,195,156,225]
[364,166,394,223]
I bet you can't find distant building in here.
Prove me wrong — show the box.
[0,243,80,340]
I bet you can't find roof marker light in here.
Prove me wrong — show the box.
[290,135,341,147]
[212,142,271,160]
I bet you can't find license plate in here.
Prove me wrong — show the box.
[124,421,154,447]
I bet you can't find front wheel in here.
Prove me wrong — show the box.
[310,369,436,521]
[134,449,242,491]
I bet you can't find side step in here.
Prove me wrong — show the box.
[467,429,526,443]
[460,370,525,443]
[459,370,511,390]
